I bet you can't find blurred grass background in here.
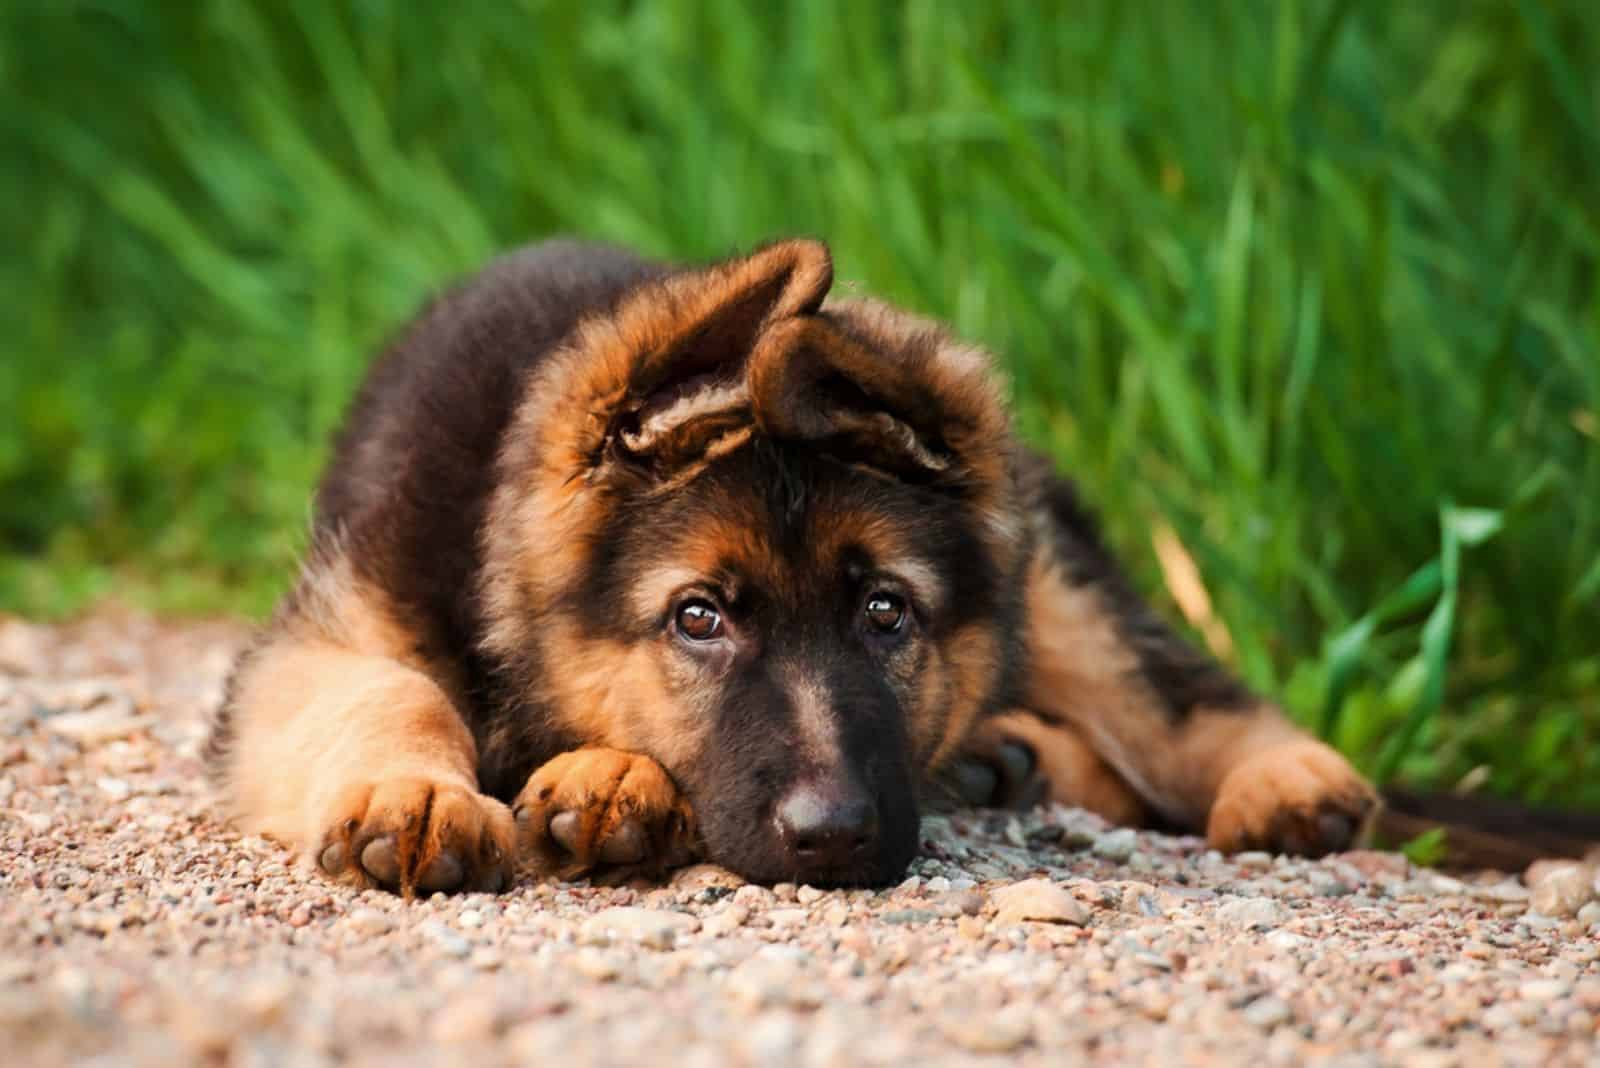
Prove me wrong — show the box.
[3,1,1597,806]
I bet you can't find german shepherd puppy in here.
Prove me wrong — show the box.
[206,239,1375,895]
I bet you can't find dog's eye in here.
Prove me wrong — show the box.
[675,599,723,642]
[863,592,907,635]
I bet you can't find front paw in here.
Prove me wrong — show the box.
[513,748,698,882]
[313,777,516,896]
[1207,739,1376,856]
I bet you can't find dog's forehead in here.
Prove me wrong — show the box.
[639,444,949,607]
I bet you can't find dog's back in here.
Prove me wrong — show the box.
[306,241,666,674]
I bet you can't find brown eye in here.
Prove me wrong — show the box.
[675,599,723,642]
[863,592,907,635]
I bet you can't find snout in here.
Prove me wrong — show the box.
[775,777,880,872]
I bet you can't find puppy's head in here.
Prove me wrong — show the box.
[485,240,1024,885]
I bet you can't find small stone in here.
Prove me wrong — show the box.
[430,996,499,1043]
[726,959,804,1010]
[702,905,749,936]
[346,907,393,935]
[796,885,825,905]
[943,1007,1031,1053]
[881,909,938,925]
[11,810,51,834]
[1529,865,1596,918]
[1342,850,1410,880]
[957,916,986,941]
[924,876,951,893]
[670,863,745,892]
[949,890,985,916]
[1577,901,1600,929]
[572,949,620,981]
[732,885,773,909]
[1520,979,1571,1002]
[421,921,472,958]
[1234,851,1274,870]
[1092,829,1137,862]
[469,948,503,971]
[45,706,151,745]
[991,878,1089,927]
[96,777,131,800]
[458,908,483,929]
[580,906,697,950]
[1242,995,1293,1030]
[1119,882,1158,914]
[1215,897,1288,930]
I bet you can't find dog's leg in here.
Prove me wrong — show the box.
[209,570,515,895]
[511,748,699,882]
[1011,497,1375,855]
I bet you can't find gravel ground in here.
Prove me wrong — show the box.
[3,614,1599,1067]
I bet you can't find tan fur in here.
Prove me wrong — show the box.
[217,236,1377,892]
[921,625,1001,772]
[820,297,1024,563]
[218,567,514,894]
[1017,544,1373,843]
[479,241,832,674]
[514,747,696,880]
[536,631,716,776]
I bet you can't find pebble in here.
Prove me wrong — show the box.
[11,616,1600,1066]
[45,706,151,745]
[421,921,472,958]
[571,949,620,982]
[346,908,393,935]
[1528,864,1596,917]
[948,890,986,916]
[1518,979,1570,1002]
[702,905,749,936]
[880,909,938,925]
[1215,897,1288,930]
[991,878,1089,927]
[942,1008,1032,1053]
[430,997,499,1043]
[732,885,774,908]
[1093,828,1138,862]
[1242,995,1293,1030]
[580,906,697,950]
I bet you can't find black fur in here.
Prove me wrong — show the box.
[214,238,1242,884]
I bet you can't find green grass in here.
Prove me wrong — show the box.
[3,1,1597,806]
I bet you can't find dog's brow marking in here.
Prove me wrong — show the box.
[879,557,944,614]
[628,566,705,623]
[781,663,841,766]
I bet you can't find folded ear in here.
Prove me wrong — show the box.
[747,298,1012,493]
[538,238,834,479]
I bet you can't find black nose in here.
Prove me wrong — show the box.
[775,779,880,872]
